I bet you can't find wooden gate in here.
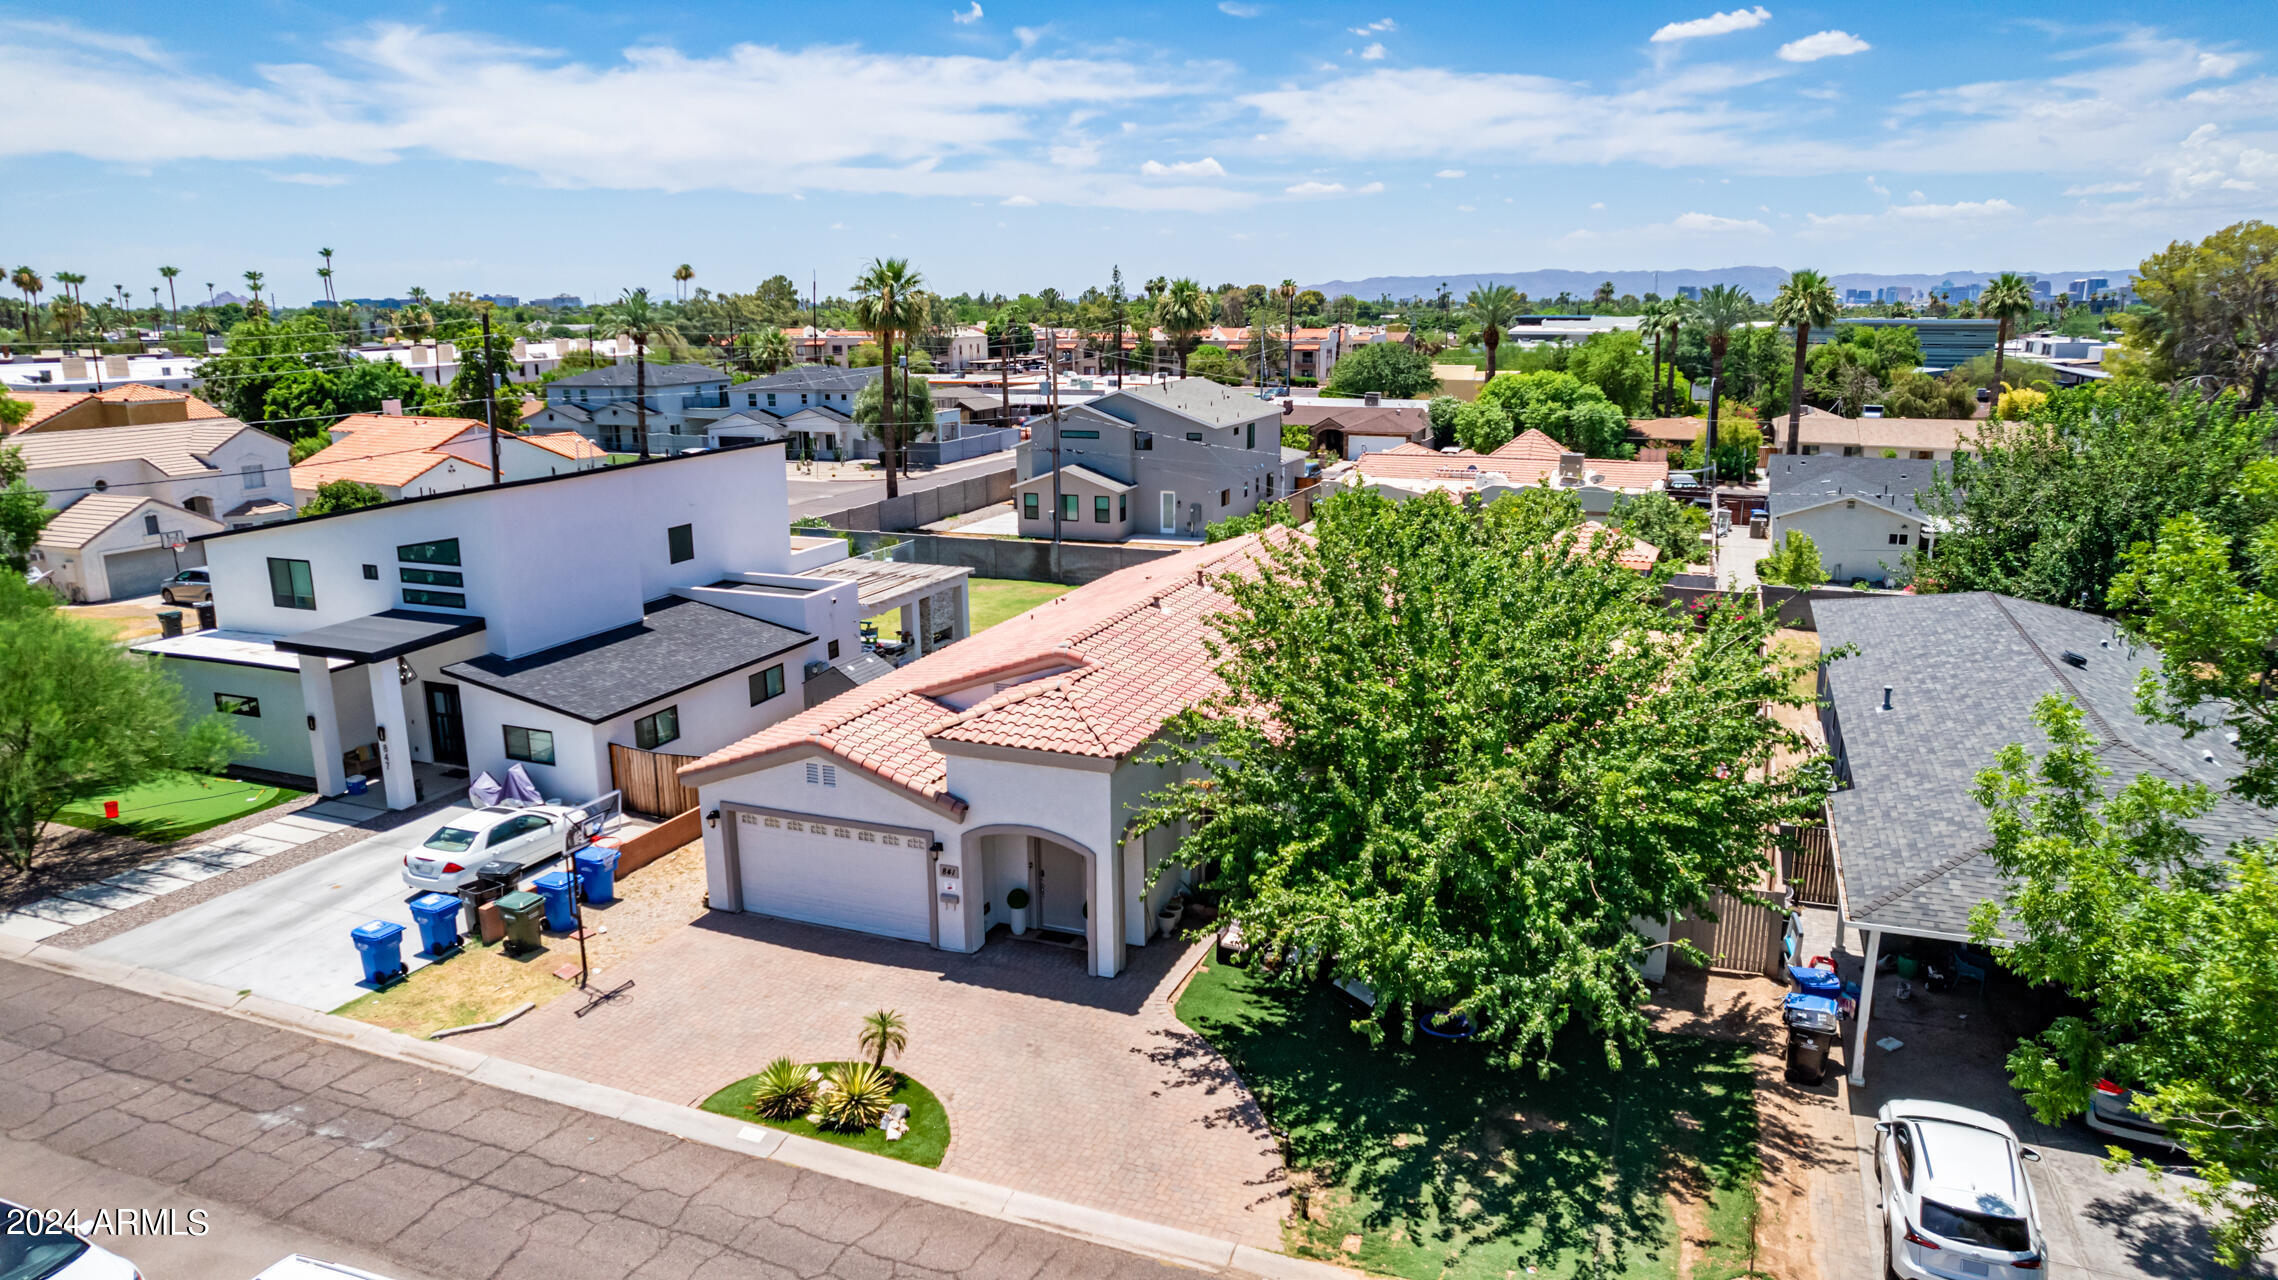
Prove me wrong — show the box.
[609,743,702,819]
[1672,890,1792,979]
[1782,818,1839,908]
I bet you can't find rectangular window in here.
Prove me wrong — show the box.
[240,462,263,490]
[1186,432,1203,442]
[362,564,379,580]
[397,538,461,566]
[143,514,160,535]
[504,725,555,765]
[1119,494,1126,521]
[1220,488,1231,507]
[1841,446,1863,457]
[667,523,694,563]
[402,588,468,609]
[1247,423,1256,449]
[767,393,777,407]
[750,664,786,705]
[1023,493,1040,520]
[634,705,680,750]
[1062,493,1079,520]
[400,567,464,587]
[1888,532,1910,545]
[1800,445,1821,456]
[267,558,315,610]
[828,638,840,659]
[213,693,260,718]
[1094,495,1110,523]
[747,394,758,406]
[1135,431,1153,451]
[1061,429,1099,439]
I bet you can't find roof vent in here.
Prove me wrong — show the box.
[2060,650,2088,668]
[1880,685,1893,712]
[2204,750,2218,764]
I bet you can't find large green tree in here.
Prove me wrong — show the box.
[595,288,663,459]
[1324,341,1440,400]
[1757,529,1828,588]
[299,478,387,517]
[1473,370,1632,458]
[201,314,352,425]
[0,574,248,866]
[1155,279,1213,376]
[1143,491,1826,1063]
[853,257,926,496]
[1607,491,1709,567]
[0,439,54,574]
[1980,272,2037,401]
[2119,220,2278,407]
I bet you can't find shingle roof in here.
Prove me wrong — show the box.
[740,365,882,394]
[1765,455,1949,519]
[1102,378,1280,428]
[547,362,726,390]
[10,417,267,477]
[1288,403,1431,437]
[680,536,1277,812]
[1818,592,2272,939]
[442,595,813,723]
[291,414,485,490]
[1016,464,1133,494]
[38,494,221,548]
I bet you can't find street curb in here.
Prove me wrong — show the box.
[7,942,1359,1280]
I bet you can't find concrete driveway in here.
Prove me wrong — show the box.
[79,801,490,1011]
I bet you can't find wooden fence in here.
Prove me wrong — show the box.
[1783,820,1839,908]
[1672,889,1792,979]
[610,743,702,820]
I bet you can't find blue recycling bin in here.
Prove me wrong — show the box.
[350,920,405,985]
[574,847,620,904]
[344,775,368,796]
[533,870,578,932]
[408,892,462,957]
[1787,964,1842,998]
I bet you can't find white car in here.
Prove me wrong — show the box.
[252,1256,399,1280]
[0,1200,138,1280]
[1875,1099,2047,1277]
[401,804,577,893]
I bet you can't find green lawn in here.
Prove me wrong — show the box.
[969,577,1073,632]
[54,774,302,843]
[1177,958,1762,1280]
[700,1062,951,1167]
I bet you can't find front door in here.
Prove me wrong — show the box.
[1159,490,1177,535]
[1035,840,1087,935]
[424,682,467,767]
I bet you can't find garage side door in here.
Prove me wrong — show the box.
[103,546,179,600]
[735,812,930,942]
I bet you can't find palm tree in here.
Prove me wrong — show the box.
[53,271,84,306]
[852,258,926,498]
[1980,272,2036,401]
[857,1009,908,1072]
[752,327,793,374]
[9,267,41,336]
[49,297,83,342]
[1155,278,1211,376]
[1770,269,1839,455]
[1464,283,1522,379]
[242,270,264,302]
[673,263,694,301]
[157,266,181,328]
[318,248,335,303]
[1636,299,1670,414]
[204,281,215,307]
[596,287,662,459]
[1658,298,1688,414]
[1689,284,1754,483]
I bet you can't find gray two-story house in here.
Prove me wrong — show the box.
[704,365,882,461]
[1014,379,1303,541]
[528,363,731,456]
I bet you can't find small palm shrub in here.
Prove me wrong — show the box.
[750,1056,817,1120]
[815,1061,896,1132]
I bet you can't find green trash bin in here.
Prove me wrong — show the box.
[499,890,545,955]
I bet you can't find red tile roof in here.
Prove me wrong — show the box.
[1353,433,1668,491]
[1569,521,1662,572]
[520,430,606,461]
[291,414,487,490]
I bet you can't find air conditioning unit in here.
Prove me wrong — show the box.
[804,660,830,681]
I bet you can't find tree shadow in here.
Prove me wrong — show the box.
[2082,1188,2278,1280]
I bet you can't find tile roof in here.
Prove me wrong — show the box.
[1794,406,1976,454]
[547,362,726,390]
[1818,592,2273,939]
[9,417,267,477]
[10,390,87,429]
[1765,455,1949,519]
[96,384,224,414]
[443,595,812,723]
[680,536,1276,812]
[39,493,221,548]
[10,385,227,431]
[291,414,486,490]
[1569,521,1661,572]
[518,430,607,461]
[1351,434,1668,491]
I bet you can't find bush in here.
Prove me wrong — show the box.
[816,1061,897,1132]
[750,1056,817,1120]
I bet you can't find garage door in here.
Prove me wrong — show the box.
[102,546,179,600]
[733,811,931,942]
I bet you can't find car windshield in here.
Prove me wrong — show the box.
[1921,1200,2033,1253]
[422,826,479,853]
[0,1214,90,1280]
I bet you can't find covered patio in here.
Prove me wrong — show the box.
[274,609,490,811]
[801,555,974,662]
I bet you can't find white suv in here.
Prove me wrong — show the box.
[401,804,574,893]
[1875,1100,2047,1277]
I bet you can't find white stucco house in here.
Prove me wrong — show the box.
[534,363,731,456]
[679,535,1275,979]
[133,444,971,811]
[289,413,607,504]
[1764,454,1948,587]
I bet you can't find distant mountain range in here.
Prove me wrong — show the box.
[1304,267,2140,301]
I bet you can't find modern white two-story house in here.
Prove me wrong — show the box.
[134,444,972,811]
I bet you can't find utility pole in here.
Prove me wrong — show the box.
[482,308,500,485]
[998,317,1010,429]
[1047,325,1062,579]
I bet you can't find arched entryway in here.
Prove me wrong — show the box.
[957,823,1120,977]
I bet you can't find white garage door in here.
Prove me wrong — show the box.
[102,546,179,600]
[734,811,931,942]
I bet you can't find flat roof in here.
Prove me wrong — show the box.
[800,557,973,609]
[708,578,827,597]
[442,595,812,723]
[274,610,487,663]
[132,629,355,672]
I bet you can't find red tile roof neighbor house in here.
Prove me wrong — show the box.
[1353,432,1669,493]
[681,536,1273,813]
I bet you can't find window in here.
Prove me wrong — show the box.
[1800,445,1822,456]
[214,693,260,717]
[1094,495,1110,523]
[1219,488,1231,507]
[240,462,263,490]
[143,514,160,536]
[362,564,379,580]
[1891,1125,1915,1190]
[403,588,468,609]
[504,725,555,765]
[1118,494,1126,521]
[400,567,463,587]
[747,393,758,406]
[268,558,315,610]
[1912,450,1933,460]
[1062,429,1099,439]
[750,664,786,705]
[1135,431,1153,451]
[487,814,548,846]
[828,638,840,659]
[1061,493,1079,521]
[1023,493,1040,520]
[1888,532,1910,545]
[397,538,461,566]
[1186,432,1203,442]
[1247,422,1256,449]
[635,706,680,750]
[667,523,694,563]
[767,393,777,407]
[1841,445,1863,457]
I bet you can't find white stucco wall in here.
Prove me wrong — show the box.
[160,659,315,778]
[1774,498,1926,586]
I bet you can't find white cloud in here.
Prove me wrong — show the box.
[1140,157,1227,177]
[952,2,983,24]
[1218,1,1261,15]
[1360,43,1386,61]
[1013,26,1043,48]
[1435,168,1466,178]
[1865,174,1889,197]
[1001,193,1037,205]
[1890,197,2018,220]
[1286,179,1382,197]
[1355,181,1384,193]
[1668,211,1770,233]
[263,170,349,186]
[1588,200,1605,210]
[2064,180,2143,195]
[1778,30,1870,62]
[1350,18,1396,34]
[829,221,846,230]
[1456,204,1476,212]
[1908,189,1925,201]
[1649,6,1771,44]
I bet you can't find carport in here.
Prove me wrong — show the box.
[274,609,488,811]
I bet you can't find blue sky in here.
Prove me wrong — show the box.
[5,1,2274,301]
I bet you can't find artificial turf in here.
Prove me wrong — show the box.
[53,774,302,843]
[700,1062,951,1167]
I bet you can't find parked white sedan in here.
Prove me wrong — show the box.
[401,804,577,893]
[1875,1099,2047,1278]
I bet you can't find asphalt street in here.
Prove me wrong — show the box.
[0,958,1210,1280]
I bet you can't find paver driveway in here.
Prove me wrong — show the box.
[460,912,1288,1250]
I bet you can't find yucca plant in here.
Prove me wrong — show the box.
[815,1061,897,1132]
[749,1056,817,1120]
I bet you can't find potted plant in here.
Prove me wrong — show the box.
[1006,886,1030,935]
[1157,895,1185,939]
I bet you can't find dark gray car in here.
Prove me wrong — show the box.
[160,568,211,604]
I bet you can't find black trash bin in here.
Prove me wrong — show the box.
[1784,1003,1840,1085]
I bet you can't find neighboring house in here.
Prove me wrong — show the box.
[783,328,876,365]
[1,353,205,395]
[540,363,733,456]
[1342,431,1668,515]
[700,366,882,459]
[1016,378,1299,541]
[11,416,294,530]
[290,413,606,504]
[941,326,988,372]
[29,495,225,602]
[132,444,971,810]
[1280,394,1435,459]
[1812,592,2265,1082]
[681,535,1276,978]
[1764,454,1949,587]
[4,383,229,434]
[349,337,571,387]
[1636,407,1976,462]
